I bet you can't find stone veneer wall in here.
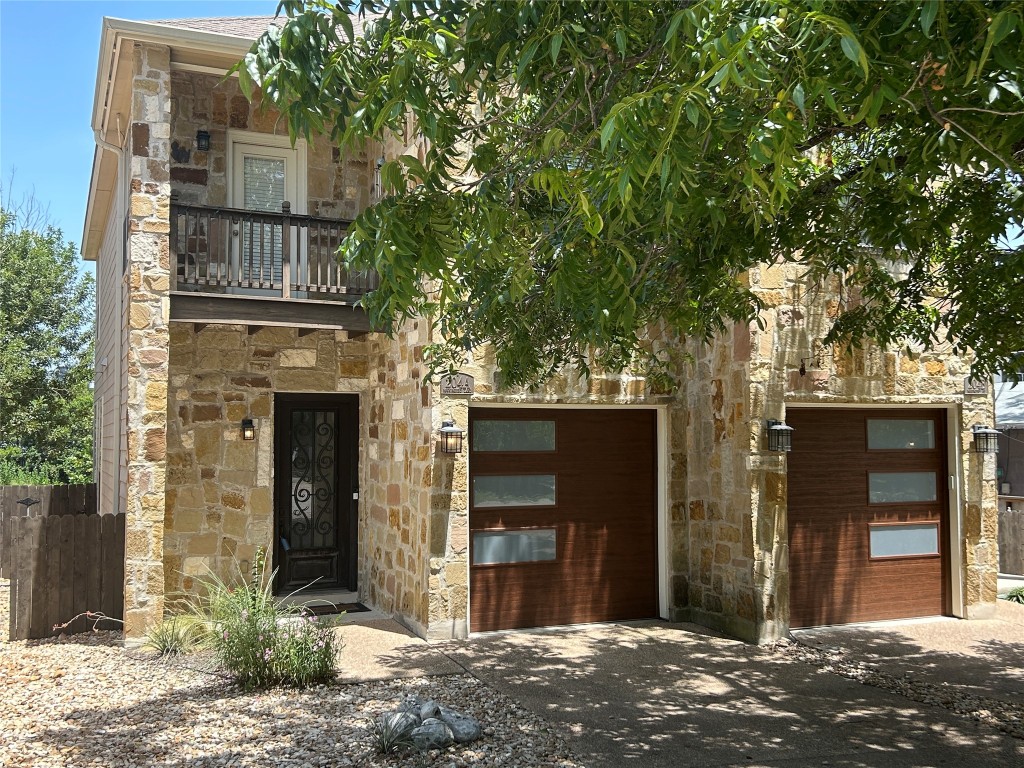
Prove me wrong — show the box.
[164,321,435,636]
[425,344,682,638]
[123,43,173,638]
[361,321,434,633]
[165,324,369,595]
[677,324,766,640]
[168,71,370,218]
[753,261,999,621]
[420,259,998,643]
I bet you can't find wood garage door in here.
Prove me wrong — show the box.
[469,408,658,632]
[787,408,950,627]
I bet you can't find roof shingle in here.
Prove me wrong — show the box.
[149,15,283,39]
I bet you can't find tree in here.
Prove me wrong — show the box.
[0,201,94,483]
[242,0,1024,387]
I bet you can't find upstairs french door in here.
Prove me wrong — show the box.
[230,137,302,291]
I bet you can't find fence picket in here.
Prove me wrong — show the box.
[999,508,1024,576]
[58,514,75,634]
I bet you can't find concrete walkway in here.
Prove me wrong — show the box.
[331,616,463,682]
[434,618,1024,768]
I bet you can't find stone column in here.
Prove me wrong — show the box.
[123,43,172,639]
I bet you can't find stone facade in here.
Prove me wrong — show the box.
[670,261,999,642]
[420,259,999,643]
[163,320,436,635]
[361,321,434,633]
[111,36,999,643]
[123,43,173,638]
[165,324,369,595]
[425,346,677,639]
[168,71,371,218]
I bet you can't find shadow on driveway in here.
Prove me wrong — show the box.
[438,619,1024,768]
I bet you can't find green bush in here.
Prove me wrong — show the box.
[198,549,338,689]
[1005,586,1024,605]
[143,615,209,656]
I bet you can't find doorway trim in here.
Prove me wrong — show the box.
[226,129,308,213]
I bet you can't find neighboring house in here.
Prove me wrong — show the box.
[996,374,1024,529]
[83,14,1000,642]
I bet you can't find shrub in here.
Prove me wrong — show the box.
[198,548,338,689]
[142,615,209,656]
[1005,586,1024,605]
[369,714,415,755]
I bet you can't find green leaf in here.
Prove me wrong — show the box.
[517,39,540,81]
[665,10,684,43]
[840,35,868,78]
[550,32,563,64]
[336,11,354,43]
[615,29,627,58]
[684,99,699,127]
[792,83,806,116]
[920,0,939,37]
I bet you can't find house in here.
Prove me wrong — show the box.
[83,14,1001,642]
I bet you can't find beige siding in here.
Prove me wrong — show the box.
[94,184,127,516]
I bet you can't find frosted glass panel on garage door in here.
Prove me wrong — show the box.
[868,472,937,503]
[867,419,935,449]
[869,523,939,558]
[473,475,556,507]
[472,420,556,452]
[473,529,557,564]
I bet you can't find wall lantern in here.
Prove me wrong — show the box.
[241,418,256,441]
[766,419,794,452]
[972,425,999,454]
[196,130,211,151]
[439,420,464,454]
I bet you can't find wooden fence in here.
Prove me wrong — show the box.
[6,513,125,640]
[0,483,96,578]
[999,507,1024,576]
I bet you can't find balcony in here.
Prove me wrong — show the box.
[169,199,378,331]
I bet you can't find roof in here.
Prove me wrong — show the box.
[150,13,371,41]
[149,16,283,39]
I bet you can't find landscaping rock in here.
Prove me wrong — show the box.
[410,717,455,749]
[439,704,483,743]
[419,698,440,721]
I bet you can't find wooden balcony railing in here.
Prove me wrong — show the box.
[170,198,378,301]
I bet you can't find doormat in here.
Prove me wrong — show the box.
[304,602,371,616]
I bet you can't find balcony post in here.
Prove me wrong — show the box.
[169,192,179,291]
[281,201,291,299]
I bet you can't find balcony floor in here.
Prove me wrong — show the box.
[169,291,371,332]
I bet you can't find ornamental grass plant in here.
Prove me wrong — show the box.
[195,548,339,689]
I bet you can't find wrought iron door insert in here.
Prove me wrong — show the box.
[274,394,358,593]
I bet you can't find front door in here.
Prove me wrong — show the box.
[274,394,358,594]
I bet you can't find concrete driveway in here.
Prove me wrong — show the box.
[438,615,1024,768]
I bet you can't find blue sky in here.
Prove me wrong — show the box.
[0,0,278,274]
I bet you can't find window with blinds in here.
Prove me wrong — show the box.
[241,155,286,285]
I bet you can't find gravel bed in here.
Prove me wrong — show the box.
[0,580,585,768]
[773,636,1024,740]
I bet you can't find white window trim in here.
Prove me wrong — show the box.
[226,129,308,214]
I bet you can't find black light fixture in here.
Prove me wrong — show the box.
[766,419,794,452]
[196,130,211,151]
[439,420,464,454]
[241,418,256,441]
[972,425,999,453]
